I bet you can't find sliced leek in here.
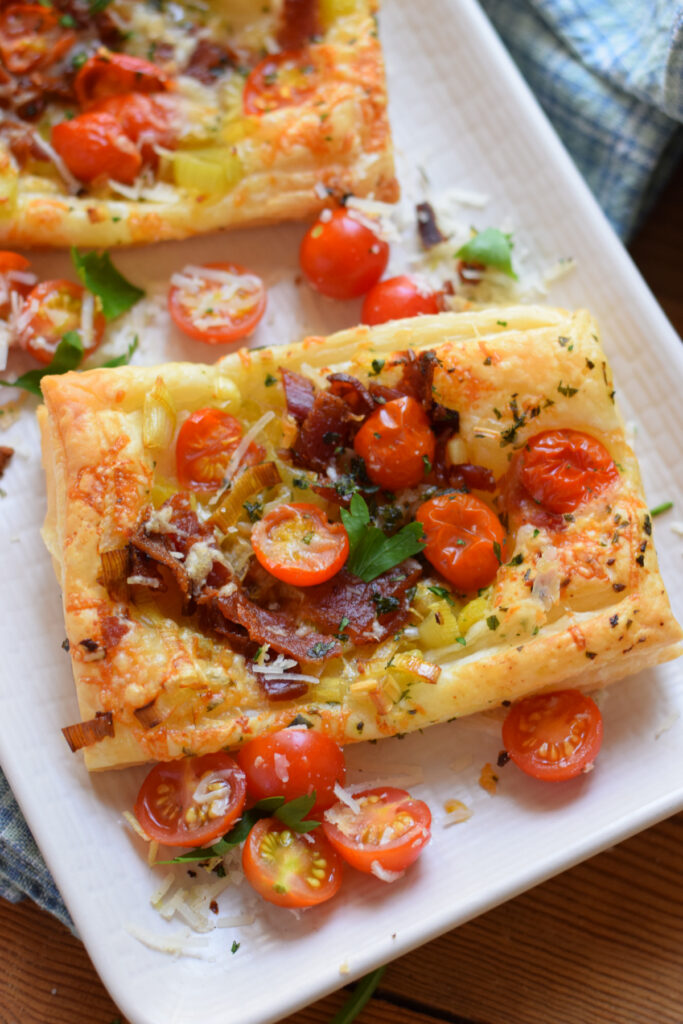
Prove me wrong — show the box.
[168,148,245,195]
[457,595,489,636]
[0,153,18,219]
[143,377,176,451]
[210,461,281,532]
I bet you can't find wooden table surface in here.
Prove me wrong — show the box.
[1,164,682,1024]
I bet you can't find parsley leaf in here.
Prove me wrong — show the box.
[340,493,425,583]
[71,247,144,321]
[456,228,518,280]
[427,584,455,605]
[0,331,83,397]
[163,794,320,863]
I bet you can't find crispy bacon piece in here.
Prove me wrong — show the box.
[281,367,316,422]
[326,373,375,416]
[254,674,309,702]
[127,546,166,591]
[130,531,193,599]
[197,598,259,658]
[391,349,438,408]
[416,201,446,249]
[303,560,422,644]
[450,463,496,492]
[291,391,353,473]
[184,38,237,84]
[277,0,321,51]
[100,615,129,651]
[0,446,13,479]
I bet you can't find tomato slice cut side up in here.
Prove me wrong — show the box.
[243,48,322,115]
[242,818,343,907]
[237,728,346,812]
[16,279,105,365]
[322,787,431,876]
[168,263,266,345]
[175,407,265,492]
[251,502,349,585]
[502,689,604,782]
[135,753,247,847]
[299,208,389,300]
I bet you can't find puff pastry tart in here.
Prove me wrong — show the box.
[0,0,397,247]
[39,307,682,770]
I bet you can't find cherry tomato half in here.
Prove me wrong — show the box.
[416,493,506,592]
[52,111,142,185]
[243,817,343,907]
[175,407,265,492]
[75,51,170,108]
[243,48,322,115]
[16,279,105,365]
[251,502,349,586]
[237,728,346,813]
[0,4,76,74]
[518,429,619,515]
[0,251,33,318]
[135,752,247,847]
[361,275,441,326]
[353,395,435,491]
[168,263,266,346]
[92,92,178,164]
[322,787,431,875]
[299,208,389,300]
[502,689,604,782]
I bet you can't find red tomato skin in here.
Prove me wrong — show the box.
[416,493,507,592]
[237,729,346,812]
[75,51,170,108]
[250,502,349,586]
[92,93,178,164]
[175,407,264,492]
[168,263,267,346]
[361,275,441,326]
[17,279,105,365]
[518,430,619,514]
[322,787,431,875]
[134,753,247,847]
[243,48,321,115]
[299,209,389,300]
[52,112,142,185]
[0,251,32,317]
[353,396,435,491]
[242,818,343,907]
[502,690,604,782]
[0,5,75,74]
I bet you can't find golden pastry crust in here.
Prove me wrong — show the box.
[39,307,682,770]
[0,1,397,248]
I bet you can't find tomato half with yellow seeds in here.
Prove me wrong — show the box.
[242,818,343,907]
[322,787,431,875]
[251,502,349,586]
[175,408,265,492]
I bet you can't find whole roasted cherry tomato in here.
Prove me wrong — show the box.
[353,395,435,491]
[175,408,265,492]
[0,4,76,74]
[322,787,431,875]
[135,752,247,847]
[518,429,618,515]
[17,279,105,365]
[251,502,349,586]
[243,48,322,115]
[237,728,345,812]
[361,275,441,326]
[0,251,33,318]
[52,111,142,185]
[242,817,343,907]
[168,263,266,346]
[92,92,178,164]
[299,208,389,300]
[416,493,506,592]
[75,51,170,108]
[502,689,604,782]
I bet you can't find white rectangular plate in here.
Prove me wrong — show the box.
[1,2,682,1023]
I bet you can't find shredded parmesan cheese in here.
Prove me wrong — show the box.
[221,411,274,486]
[370,861,405,883]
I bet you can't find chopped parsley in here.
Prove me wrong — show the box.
[455,227,518,280]
[335,615,350,641]
[486,615,500,630]
[292,476,309,489]
[231,941,240,954]
[307,639,336,659]
[340,493,425,583]
[427,584,455,605]
[369,358,385,376]
[243,500,263,522]
[264,373,277,387]
[423,454,432,475]
[372,593,400,616]
[557,381,579,398]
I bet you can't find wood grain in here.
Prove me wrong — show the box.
[1,152,681,1024]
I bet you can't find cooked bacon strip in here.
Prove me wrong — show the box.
[127,546,166,590]
[0,446,14,479]
[254,674,309,702]
[392,349,439,409]
[277,0,321,50]
[131,531,193,599]
[416,201,446,249]
[450,463,496,492]
[281,367,316,423]
[197,598,259,658]
[326,373,375,416]
[291,390,353,473]
[303,560,422,644]
[184,38,237,84]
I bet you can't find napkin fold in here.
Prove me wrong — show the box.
[1,0,682,932]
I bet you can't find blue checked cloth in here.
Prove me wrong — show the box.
[1,0,682,933]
